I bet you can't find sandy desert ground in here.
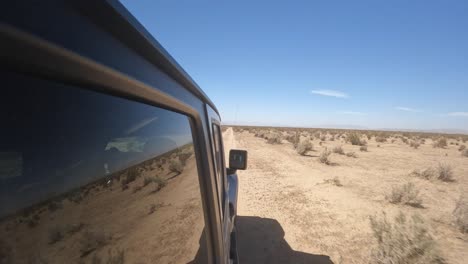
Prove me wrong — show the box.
[224,127,468,264]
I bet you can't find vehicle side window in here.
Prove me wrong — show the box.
[0,72,208,264]
[212,124,225,213]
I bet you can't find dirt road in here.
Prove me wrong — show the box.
[223,128,468,264]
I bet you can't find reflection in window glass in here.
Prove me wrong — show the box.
[0,72,207,263]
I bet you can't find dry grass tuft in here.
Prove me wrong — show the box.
[266,133,283,144]
[432,138,447,148]
[376,136,387,143]
[332,145,345,155]
[453,194,468,233]
[347,133,366,146]
[410,168,435,180]
[386,182,422,207]
[169,159,184,174]
[410,141,420,149]
[319,149,332,165]
[360,145,368,152]
[296,139,313,155]
[369,212,444,264]
[346,152,358,158]
[437,164,454,182]
[324,176,343,187]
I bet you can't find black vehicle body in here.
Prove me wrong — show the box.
[1,1,242,263]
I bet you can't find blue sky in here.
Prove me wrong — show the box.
[121,0,468,131]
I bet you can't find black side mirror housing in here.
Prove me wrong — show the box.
[229,149,248,171]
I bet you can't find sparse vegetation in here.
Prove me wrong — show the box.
[319,149,332,165]
[376,136,387,143]
[332,145,345,155]
[437,164,454,182]
[347,133,366,146]
[143,176,153,187]
[324,176,342,187]
[462,149,468,157]
[453,194,468,233]
[266,133,283,144]
[346,151,357,158]
[153,176,167,192]
[459,145,466,151]
[386,182,422,207]
[433,138,447,148]
[360,145,368,152]
[411,168,435,180]
[369,212,444,264]
[169,159,184,174]
[296,139,313,155]
[80,230,109,256]
[410,141,420,149]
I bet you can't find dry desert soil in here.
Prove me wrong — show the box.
[224,127,468,264]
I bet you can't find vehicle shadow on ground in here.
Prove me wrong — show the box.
[236,216,334,264]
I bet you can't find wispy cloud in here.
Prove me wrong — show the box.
[310,89,348,98]
[447,112,468,117]
[340,111,368,116]
[395,106,422,113]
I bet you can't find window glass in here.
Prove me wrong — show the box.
[0,72,207,264]
[212,124,225,213]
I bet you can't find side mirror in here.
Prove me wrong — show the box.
[229,149,248,170]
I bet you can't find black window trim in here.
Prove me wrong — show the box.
[0,24,225,264]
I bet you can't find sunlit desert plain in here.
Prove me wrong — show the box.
[225,126,468,264]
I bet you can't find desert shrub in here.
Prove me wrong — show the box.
[376,136,387,143]
[69,191,84,204]
[48,226,64,244]
[386,182,422,207]
[432,138,447,148]
[454,194,468,233]
[360,145,368,152]
[48,200,63,212]
[462,149,468,157]
[437,164,454,182]
[410,168,435,180]
[153,176,167,192]
[410,141,420,149]
[324,176,342,187]
[391,139,396,143]
[296,139,313,155]
[459,145,466,151]
[80,230,108,256]
[346,152,357,158]
[286,132,300,147]
[143,176,153,187]
[267,133,283,144]
[332,145,345,155]
[401,137,409,144]
[377,144,381,147]
[369,212,444,264]
[169,159,184,174]
[320,135,326,141]
[347,133,365,146]
[319,149,332,165]
[122,168,138,185]
[178,152,192,165]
